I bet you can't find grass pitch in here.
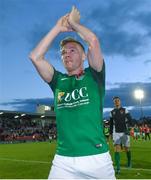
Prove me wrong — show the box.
[0,139,151,179]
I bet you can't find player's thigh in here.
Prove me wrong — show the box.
[122,134,130,147]
[76,152,116,179]
[113,133,123,145]
[48,164,76,179]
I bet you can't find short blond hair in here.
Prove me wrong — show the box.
[60,37,85,51]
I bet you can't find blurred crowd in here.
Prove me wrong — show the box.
[0,118,57,143]
[104,121,151,142]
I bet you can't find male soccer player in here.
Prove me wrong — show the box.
[110,96,132,174]
[29,6,115,179]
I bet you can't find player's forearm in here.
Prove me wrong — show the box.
[109,118,113,134]
[126,113,132,125]
[109,127,113,135]
[72,22,104,71]
[72,22,99,47]
[29,26,60,62]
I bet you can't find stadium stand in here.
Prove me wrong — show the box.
[0,107,57,143]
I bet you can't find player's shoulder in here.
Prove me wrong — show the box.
[111,108,116,114]
[54,69,68,78]
[111,108,115,112]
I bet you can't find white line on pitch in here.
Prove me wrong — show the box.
[0,157,50,164]
[120,167,151,172]
[1,158,151,172]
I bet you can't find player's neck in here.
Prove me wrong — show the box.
[115,105,121,109]
[68,68,84,77]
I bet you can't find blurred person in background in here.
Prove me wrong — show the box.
[110,96,132,174]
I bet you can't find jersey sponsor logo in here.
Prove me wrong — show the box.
[64,87,88,101]
[57,87,90,109]
[120,109,124,114]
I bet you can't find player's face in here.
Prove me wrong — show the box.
[113,98,121,107]
[61,42,85,73]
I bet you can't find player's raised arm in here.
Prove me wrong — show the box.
[68,6,104,72]
[29,14,72,83]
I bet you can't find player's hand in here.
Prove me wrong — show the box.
[68,6,80,26]
[56,14,73,32]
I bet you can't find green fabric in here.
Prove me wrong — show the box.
[104,127,110,136]
[49,64,108,156]
[127,151,131,167]
[134,127,139,133]
[115,152,120,170]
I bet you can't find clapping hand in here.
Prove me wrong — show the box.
[69,6,80,25]
[56,14,73,32]
[56,6,80,32]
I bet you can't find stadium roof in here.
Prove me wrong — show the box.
[0,110,56,120]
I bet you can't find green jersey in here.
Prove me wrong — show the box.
[48,63,108,156]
